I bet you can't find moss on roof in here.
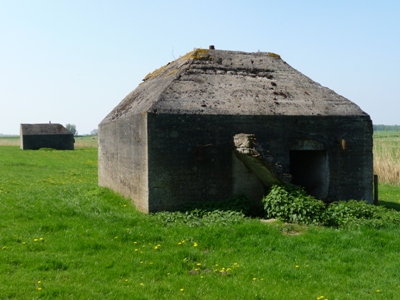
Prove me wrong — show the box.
[101,48,368,123]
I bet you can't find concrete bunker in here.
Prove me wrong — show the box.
[20,123,75,150]
[99,48,373,213]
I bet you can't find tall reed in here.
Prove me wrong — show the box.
[374,135,400,185]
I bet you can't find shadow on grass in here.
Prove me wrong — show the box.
[379,200,400,212]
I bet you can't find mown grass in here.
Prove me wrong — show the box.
[1,145,400,299]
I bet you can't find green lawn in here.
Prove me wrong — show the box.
[1,146,400,299]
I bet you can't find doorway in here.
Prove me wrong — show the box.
[289,150,329,200]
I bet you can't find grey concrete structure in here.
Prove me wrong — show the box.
[99,48,373,213]
[20,123,74,150]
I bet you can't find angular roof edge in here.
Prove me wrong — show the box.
[20,123,73,135]
[100,48,369,124]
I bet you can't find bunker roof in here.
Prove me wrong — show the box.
[103,48,367,122]
[20,123,72,135]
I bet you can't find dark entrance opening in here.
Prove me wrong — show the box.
[290,150,329,200]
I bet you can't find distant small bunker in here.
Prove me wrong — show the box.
[20,123,74,150]
[98,48,373,213]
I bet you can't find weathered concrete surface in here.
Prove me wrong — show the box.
[99,48,373,213]
[20,123,74,150]
[233,133,282,188]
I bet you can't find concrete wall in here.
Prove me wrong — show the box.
[99,113,373,213]
[146,113,373,212]
[20,135,74,150]
[98,114,149,212]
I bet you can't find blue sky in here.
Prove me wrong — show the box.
[1,0,399,134]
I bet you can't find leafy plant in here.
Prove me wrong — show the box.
[262,185,325,225]
[262,185,400,228]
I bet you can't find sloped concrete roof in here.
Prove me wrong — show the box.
[20,123,72,135]
[103,48,367,122]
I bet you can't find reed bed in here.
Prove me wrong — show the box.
[374,133,400,185]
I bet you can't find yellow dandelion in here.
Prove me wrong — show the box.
[196,263,201,266]
[200,275,204,278]
[124,279,128,282]
[37,287,42,291]
[180,288,184,292]
[34,239,38,242]
[37,281,41,284]
[295,265,300,268]
[376,290,381,293]
[134,241,137,244]
[253,278,257,281]
[193,242,198,247]
[39,238,44,241]
[140,283,144,286]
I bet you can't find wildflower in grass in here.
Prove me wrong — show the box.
[180,288,184,292]
[34,239,38,242]
[140,283,144,286]
[193,242,198,247]
[37,287,42,291]
[39,238,44,241]
[21,242,26,245]
[253,278,257,281]
[196,263,201,266]
[134,241,137,244]
[37,281,41,284]
[295,265,300,268]
[124,279,128,282]
[376,290,381,293]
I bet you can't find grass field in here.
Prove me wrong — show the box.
[0,136,98,148]
[0,134,400,299]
